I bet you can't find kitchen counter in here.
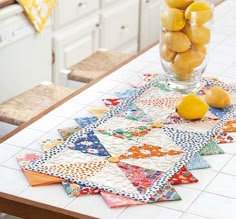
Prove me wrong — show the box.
[1,0,236,218]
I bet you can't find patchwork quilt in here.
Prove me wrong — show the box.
[20,74,236,207]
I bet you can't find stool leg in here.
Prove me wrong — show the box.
[59,69,71,86]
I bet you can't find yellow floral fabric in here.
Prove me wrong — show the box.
[17,0,57,32]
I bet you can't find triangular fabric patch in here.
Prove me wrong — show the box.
[141,73,159,83]
[148,182,182,203]
[23,170,63,186]
[62,181,101,197]
[115,89,136,99]
[17,153,42,168]
[97,126,152,140]
[40,139,64,152]
[40,160,108,180]
[101,192,145,208]
[102,98,122,107]
[223,119,236,132]
[200,138,224,155]
[75,116,98,128]
[186,153,211,170]
[117,102,153,123]
[153,82,173,92]
[58,126,81,140]
[164,113,186,124]
[117,162,163,194]
[214,131,234,144]
[163,127,211,152]
[69,130,111,157]
[90,106,110,118]
[209,106,233,119]
[168,166,198,184]
[119,144,184,160]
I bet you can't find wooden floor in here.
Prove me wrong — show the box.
[0,121,17,138]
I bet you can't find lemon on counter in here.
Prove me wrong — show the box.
[204,86,231,108]
[176,93,209,120]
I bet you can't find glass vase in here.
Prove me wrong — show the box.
[159,0,214,92]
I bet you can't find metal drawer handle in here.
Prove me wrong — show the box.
[78,2,87,7]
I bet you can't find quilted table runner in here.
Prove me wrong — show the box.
[20,74,236,207]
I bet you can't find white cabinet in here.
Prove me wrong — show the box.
[52,0,161,85]
[0,5,52,102]
[100,0,118,8]
[53,0,99,30]
[100,0,139,52]
[139,0,161,50]
[53,16,99,84]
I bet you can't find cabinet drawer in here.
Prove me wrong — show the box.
[53,0,99,29]
[100,0,139,50]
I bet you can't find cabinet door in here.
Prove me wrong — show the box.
[53,16,99,84]
[53,0,99,30]
[100,0,139,51]
[139,0,161,50]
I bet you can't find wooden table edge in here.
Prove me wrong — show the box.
[0,0,15,9]
[0,192,96,219]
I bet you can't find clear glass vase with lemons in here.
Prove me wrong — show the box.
[159,0,214,92]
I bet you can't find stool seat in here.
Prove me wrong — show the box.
[0,84,74,126]
[68,51,132,83]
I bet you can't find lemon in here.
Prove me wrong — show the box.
[185,1,213,25]
[176,93,209,120]
[192,43,207,54]
[171,63,194,75]
[204,86,231,108]
[182,23,211,45]
[172,47,205,75]
[165,0,194,10]
[163,31,191,52]
[160,43,176,62]
[160,7,186,31]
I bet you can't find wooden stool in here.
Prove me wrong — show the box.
[0,83,74,126]
[68,51,132,83]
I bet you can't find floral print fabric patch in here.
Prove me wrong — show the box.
[58,126,81,140]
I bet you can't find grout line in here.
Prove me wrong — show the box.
[202,190,236,201]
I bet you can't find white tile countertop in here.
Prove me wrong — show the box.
[1,0,236,218]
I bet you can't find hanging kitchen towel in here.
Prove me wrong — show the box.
[17,0,57,32]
